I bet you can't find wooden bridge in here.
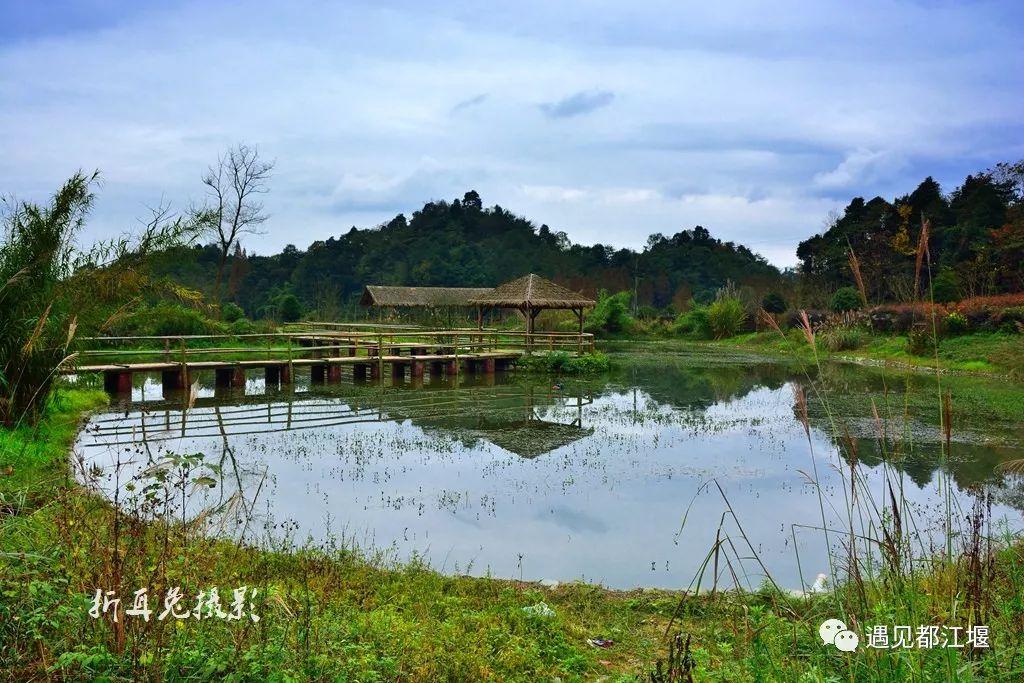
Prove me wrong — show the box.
[66,327,596,395]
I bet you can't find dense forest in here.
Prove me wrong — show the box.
[150,190,782,319]
[149,160,1023,321]
[798,161,1024,302]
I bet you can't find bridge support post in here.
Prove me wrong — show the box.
[280,364,292,384]
[391,363,405,381]
[265,365,280,389]
[482,358,496,374]
[104,370,132,394]
[215,368,245,388]
[311,363,327,384]
[411,360,424,379]
[444,360,458,376]
[370,363,380,381]
[354,363,368,382]
[161,368,188,394]
[328,364,342,383]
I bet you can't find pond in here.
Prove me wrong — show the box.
[73,348,1024,590]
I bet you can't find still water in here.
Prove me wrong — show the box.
[74,350,1024,590]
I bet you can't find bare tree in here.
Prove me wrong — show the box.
[202,144,274,304]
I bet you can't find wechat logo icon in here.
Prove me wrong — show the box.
[819,619,859,652]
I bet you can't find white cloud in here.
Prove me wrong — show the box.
[813,149,906,190]
[1,0,1021,266]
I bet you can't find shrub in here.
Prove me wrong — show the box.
[673,304,711,338]
[830,287,862,312]
[118,302,227,337]
[907,326,936,356]
[221,302,245,323]
[930,268,960,303]
[820,326,864,351]
[585,290,634,335]
[945,311,969,336]
[635,305,660,320]
[523,351,610,374]
[276,294,303,322]
[761,292,787,314]
[230,318,257,335]
[707,297,747,339]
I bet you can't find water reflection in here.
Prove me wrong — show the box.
[74,354,1024,589]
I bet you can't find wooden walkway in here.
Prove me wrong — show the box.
[64,327,595,395]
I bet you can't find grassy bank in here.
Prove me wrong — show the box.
[3,376,1024,680]
[606,330,1024,380]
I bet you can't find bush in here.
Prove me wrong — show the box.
[221,302,245,323]
[907,326,936,356]
[673,304,711,338]
[523,351,611,374]
[115,302,227,337]
[585,290,634,335]
[229,318,257,335]
[276,294,303,322]
[930,268,960,303]
[820,326,864,351]
[830,287,862,312]
[761,292,787,314]
[707,297,747,339]
[945,311,969,336]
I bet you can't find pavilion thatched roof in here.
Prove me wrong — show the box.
[468,273,594,310]
[360,285,494,308]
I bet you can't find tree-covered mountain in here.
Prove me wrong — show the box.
[797,162,1024,302]
[150,190,782,319]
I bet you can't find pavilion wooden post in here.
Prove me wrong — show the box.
[576,307,584,356]
[527,306,541,354]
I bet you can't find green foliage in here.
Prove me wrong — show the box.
[672,304,711,338]
[797,165,1024,300]
[149,194,781,320]
[585,290,634,336]
[829,286,862,312]
[760,291,787,314]
[221,301,245,322]
[907,326,937,356]
[820,326,864,351]
[706,298,747,339]
[522,351,611,374]
[259,286,304,322]
[0,173,196,425]
[229,318,257,335]
[119,302,228,336]
[945,311,969,336]
[276,293,303,322]
[931,267,961,303]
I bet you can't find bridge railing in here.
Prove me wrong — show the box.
[74,328,596,368]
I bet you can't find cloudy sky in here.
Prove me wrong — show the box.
[2,0,1022,266]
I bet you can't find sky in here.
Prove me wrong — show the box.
[2,0,1022,267]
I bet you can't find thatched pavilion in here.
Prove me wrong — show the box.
[468,273,595,338]
[360,285,494,325]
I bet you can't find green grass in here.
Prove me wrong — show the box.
[4,369,1024,681]
[664,330,1024,379]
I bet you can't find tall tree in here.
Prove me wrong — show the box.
[202,143,274,304]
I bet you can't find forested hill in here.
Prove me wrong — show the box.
[150,190,781,318]
[797,162,1023,302]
